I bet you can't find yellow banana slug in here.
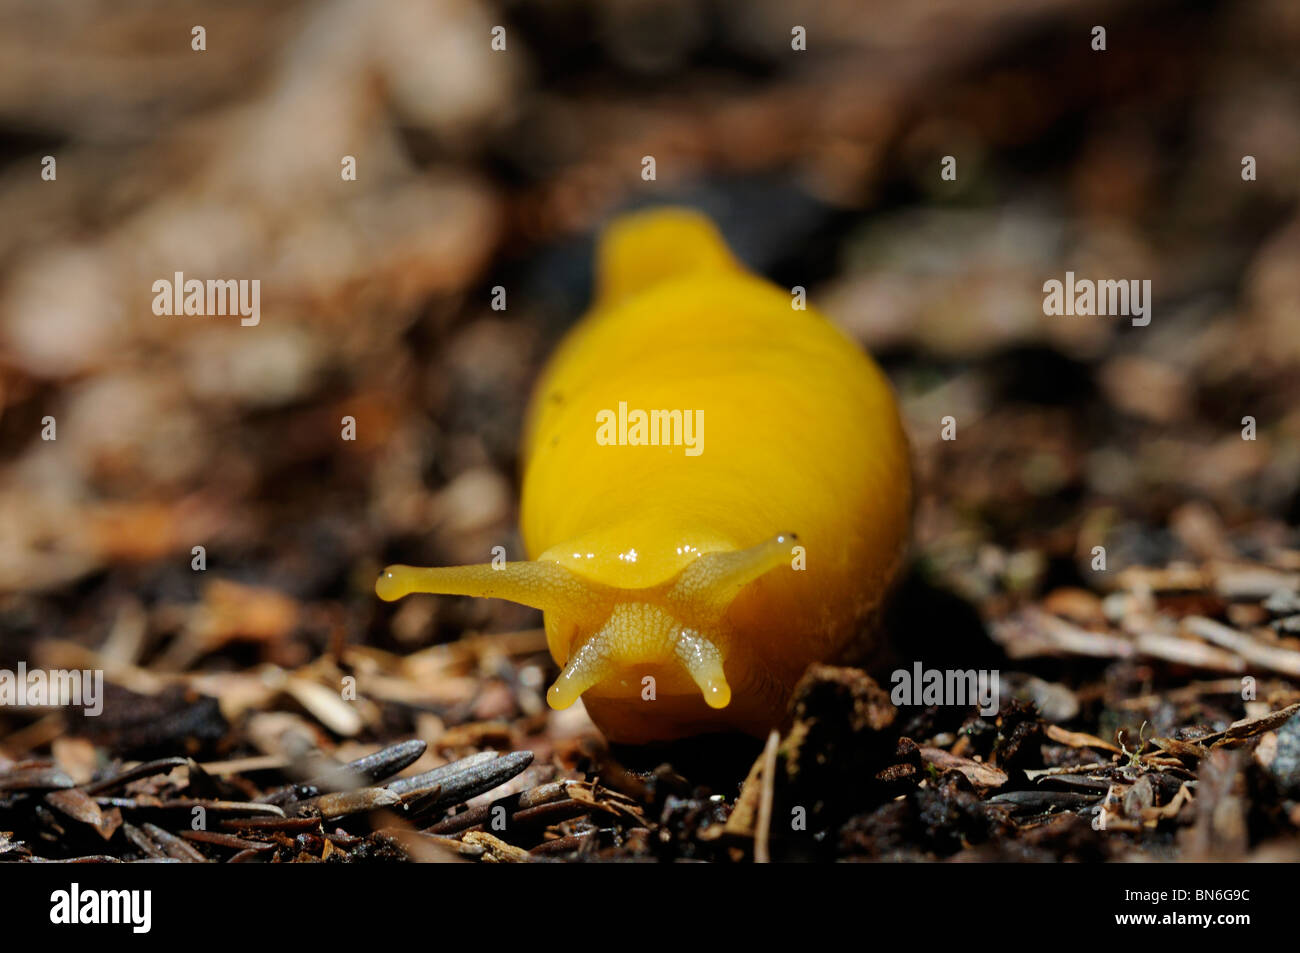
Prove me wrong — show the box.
[376,207,912,743]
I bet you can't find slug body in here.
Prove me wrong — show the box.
[378,208,911,743]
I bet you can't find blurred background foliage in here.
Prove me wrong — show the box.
[0,0,1297,699]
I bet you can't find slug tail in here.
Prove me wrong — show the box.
[595,207,738,308]
[375,559,599,617]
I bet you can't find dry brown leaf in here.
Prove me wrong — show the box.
[1044,723,1122,754]
[920,746,1009,790]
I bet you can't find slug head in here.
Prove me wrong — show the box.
[375,533,795,713]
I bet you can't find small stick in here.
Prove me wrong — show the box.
[754,729,780,864]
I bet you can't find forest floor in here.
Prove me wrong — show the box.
[2,0,1299,861]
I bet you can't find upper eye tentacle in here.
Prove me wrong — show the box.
[375,558,611,623]
[665,532,798,624]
